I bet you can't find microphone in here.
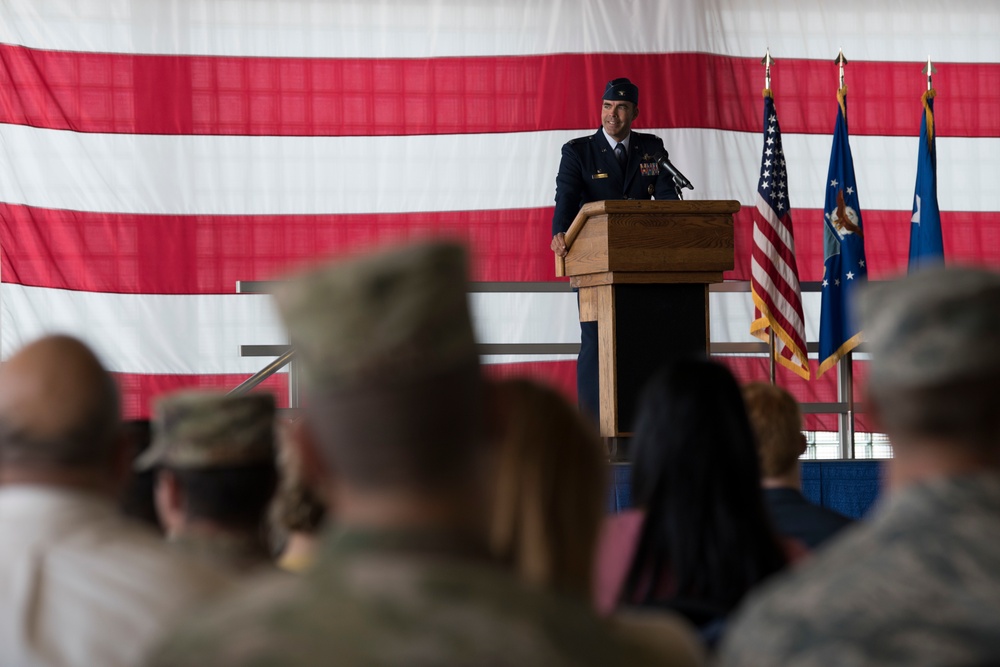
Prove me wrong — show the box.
[656,151,694,191]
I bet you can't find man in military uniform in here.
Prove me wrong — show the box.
[718,267,1000,666]
[147,241,699,666]
[551,77,679,420]
[137,391,278,573]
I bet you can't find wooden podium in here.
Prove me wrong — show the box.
[556,199,739,437]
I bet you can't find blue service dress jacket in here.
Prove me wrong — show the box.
[551,128,679,237]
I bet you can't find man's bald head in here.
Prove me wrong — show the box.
[0,335,120,469]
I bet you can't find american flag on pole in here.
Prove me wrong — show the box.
[750,91,810,380]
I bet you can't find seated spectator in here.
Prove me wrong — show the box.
[148,241,693,666]
[487,377,608,597]
[269,419,328,573]
[741,382,853,549]
[718,267,1000,666]
[119,419,164,532]
[595,357,790,648]
[0,335,229,667]
[137,391,279,574]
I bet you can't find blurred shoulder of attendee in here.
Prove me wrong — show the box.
[269,418,328,573]
[118,419,164,533]
[741,382,853,549]
[0,335,231,667]
[138,390,280,575]
[719,267,1000,667]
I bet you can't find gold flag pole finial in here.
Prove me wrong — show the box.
[835,49,848,89]
[922,55,937,91]
[761,48,775,91]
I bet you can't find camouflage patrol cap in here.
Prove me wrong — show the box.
[860,266,1000,392]
[273,241,478,390]
[135,391,276,471]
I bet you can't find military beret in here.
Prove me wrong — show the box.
[860,266,1000,392]
[603,77,639,105]
[273,241,479,391]
[136,391,276,471]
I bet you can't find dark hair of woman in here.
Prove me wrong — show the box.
[621,356,787,616]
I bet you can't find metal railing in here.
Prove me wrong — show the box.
[232,279,864,456]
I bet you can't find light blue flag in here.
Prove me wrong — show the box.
[908,90,944,271]
[818,88,868,378]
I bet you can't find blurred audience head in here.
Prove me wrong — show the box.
[624,356,786,614]
[741,383,806,484]
[273,241,487,529]
[488,378,606,596]
[269,418,328,572]
[119,419,163,532]
[862,266,1000,455]
[0,335,121,488]
[137,391,278,539]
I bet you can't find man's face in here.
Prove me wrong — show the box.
[601,99,638,142]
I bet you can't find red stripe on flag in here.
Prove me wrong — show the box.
[2,44,998,137]
[114,360,577,420]
[0,203,558,293]
[5,202,1000,293]
[734,207,1000,283]
[113,356,865,434]
[114,372,290,420]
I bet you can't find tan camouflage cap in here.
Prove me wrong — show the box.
[860,266,1000,392]
[273,241,478,390]
[135,391,276,471]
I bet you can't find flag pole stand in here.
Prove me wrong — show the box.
[837,352,855,458]
[768,329,776,385]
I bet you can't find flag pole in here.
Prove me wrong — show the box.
[833,48,854,458]
[923,55,936,91]
[835,48,847,90]
[761,47,777,385]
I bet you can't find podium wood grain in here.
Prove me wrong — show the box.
[558,200,738,437]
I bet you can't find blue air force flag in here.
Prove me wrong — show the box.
[908,90,944,271]
[818,88,868,377]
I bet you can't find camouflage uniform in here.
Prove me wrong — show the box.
[718,474,1000,667]
[148,526,691,666]
[137,391,278,573]
[146,242,700,666]
[168,532,274,575]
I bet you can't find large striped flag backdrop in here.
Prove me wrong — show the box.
[1,1,999,424]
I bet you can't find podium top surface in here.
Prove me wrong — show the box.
[575,199,741,217]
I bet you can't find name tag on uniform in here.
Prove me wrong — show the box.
[640,162,660,176]
[592,172,609,179]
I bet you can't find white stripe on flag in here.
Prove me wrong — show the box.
[0,285,582,374]
[1,283,803,374]
[2,1,996,62]
[2,124,998,215]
